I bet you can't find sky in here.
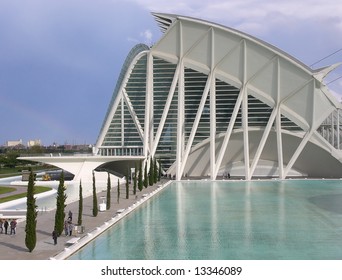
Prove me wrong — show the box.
[0,0,341,147]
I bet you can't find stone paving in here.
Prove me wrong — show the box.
[0,179,169,260]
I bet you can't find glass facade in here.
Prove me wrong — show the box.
[97,48,304,170]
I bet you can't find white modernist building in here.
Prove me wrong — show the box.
[23,13,342,182]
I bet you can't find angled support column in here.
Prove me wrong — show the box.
[283,129,314,177]
[151,64,180,156]
[122,89,144,140]
[213,86,244,178]
[179,72,213,176]
[249,106,278,178]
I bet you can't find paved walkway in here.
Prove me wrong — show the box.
[0,180,169,260]
[0,185,27,199]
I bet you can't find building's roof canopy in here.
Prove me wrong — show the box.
[151,12,340,131]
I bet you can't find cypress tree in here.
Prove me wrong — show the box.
[106,173,111,210]
[144,161,148,188]
[25,170,37,252]
[77,180,83,226]
[138,160,143,191]
[117,178,120,204]
[126,168,129,199]
[92,171,98,217]
[149,158,154,186]
[133,162,137,195]
[54,171,67,236]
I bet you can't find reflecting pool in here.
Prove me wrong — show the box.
[69,180,342,260]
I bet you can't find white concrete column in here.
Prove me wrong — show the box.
[176,61,185,180]
[144,53,153,158]
[209,29,216,180]
[276,108,284,179]
[121,98,124,146]
[176,22,184,180]
[242,87,250,180]
[338,109,340,149]
[331,112,334,147]
[242,40,250,180]
[210,73,216,179]
[148,53,154,155]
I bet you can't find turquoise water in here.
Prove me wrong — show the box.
[69,180,342,260]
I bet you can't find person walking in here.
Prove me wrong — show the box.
[10,219,17,235]
[3,220,9,234]
[0,219,3,234]
[52,229,58,245]
[68,222,73,236]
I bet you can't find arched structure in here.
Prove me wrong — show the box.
[95,13,342,180]
[22,13,342,182]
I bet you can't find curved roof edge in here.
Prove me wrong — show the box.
[152,12,327,75]
[97,43,150,141]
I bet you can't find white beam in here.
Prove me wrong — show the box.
[283,129,314,177]
[151,64,180,156]
[242,40,250,180]
[144,53,153,157]
[249,107,277,178]
[95,51,148,153]
[179,72,213,177]
[176,61,185,180]
[276,58,284,179]
[176,22,184,180]
[122,89,144,140]
[338,109,340,149]
[210,73,216,180]
[242,87,250,180]
[148,53,154,154]
[331,111,334,147]
[276,108,284,179]
[210,28,216,180]
[213,87,244,178]
[95,94,122,154]
[121,97,124,146]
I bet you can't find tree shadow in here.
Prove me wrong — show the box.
[0,241,28,252]
[36,229,51,236]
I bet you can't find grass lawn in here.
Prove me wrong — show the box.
[0,186,17,195]
[0,186,52,204]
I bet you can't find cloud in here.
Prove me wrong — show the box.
[140,29,153,45]
[128,0,342,35]
[1,0,341,145]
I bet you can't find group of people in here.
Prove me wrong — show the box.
[0,219,17,235]
[52,210,73,245]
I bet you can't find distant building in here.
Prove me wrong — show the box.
[5,139,23,147]
[27,139,42,147]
